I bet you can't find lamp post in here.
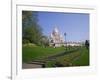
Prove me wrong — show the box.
[64,32,67,51]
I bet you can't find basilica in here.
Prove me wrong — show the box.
[49,27,82,47]
[49,27,64,47]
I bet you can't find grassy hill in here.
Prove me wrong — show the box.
[22,45,89,67]
[22,45,65,62]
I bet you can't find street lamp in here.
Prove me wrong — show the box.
[64,32,67,51]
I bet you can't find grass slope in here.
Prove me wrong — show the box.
[45,47,89,67]
[22,46,65,62]
[72,47,89,66]
[22,45,89,67]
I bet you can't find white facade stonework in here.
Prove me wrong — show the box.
[49,27,82,47]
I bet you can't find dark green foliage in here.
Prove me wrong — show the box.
[85,40,89,49]
[40,36,49,47]
[22,39,30,44]
[22,11,43,45]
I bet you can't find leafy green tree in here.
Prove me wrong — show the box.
[22,11,43,45]
[85,40,89,49]
[40,36,49,47]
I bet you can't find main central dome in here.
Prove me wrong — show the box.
[53,27,59,33]
[50,27,64,47]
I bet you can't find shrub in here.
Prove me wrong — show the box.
[22,39,30,44]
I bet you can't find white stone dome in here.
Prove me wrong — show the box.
[54,27,59,33]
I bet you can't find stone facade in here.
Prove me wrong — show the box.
[49,27,82,47]
[49,27,64,47]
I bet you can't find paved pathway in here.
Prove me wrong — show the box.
[22,63,42,69]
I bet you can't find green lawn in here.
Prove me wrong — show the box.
[72,47,89,66]
[22,45,65,62]
[53,47,89,67]
[22,45,89,67]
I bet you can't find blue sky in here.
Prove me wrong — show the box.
[37,11,89,42]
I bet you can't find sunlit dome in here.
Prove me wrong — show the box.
[53,27,59,33]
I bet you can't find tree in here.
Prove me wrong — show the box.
[22,11,43,45]
[40,36,49,47]
[64,32,67,50]
[85,40,89,49]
